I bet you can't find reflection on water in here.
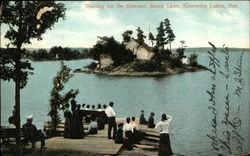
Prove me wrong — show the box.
[1,52,249,155]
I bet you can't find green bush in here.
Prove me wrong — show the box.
[132,60,165,72]
[169,58,183,68]
[189,53,198,66]
[85,62,97,70]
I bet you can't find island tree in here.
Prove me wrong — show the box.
[148,32,155,46]
[0,1,66,135]
[164,18,175,51]
[136,27,146,43]
[91,36,135,67]
[122,30,133,43]
[189,53,198,67]
[156,21,166,48]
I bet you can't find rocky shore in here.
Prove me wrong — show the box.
[74,65,208,77]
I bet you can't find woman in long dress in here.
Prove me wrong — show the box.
[64,104,72,138]
[71,104,84,139]
[155,113,173,156]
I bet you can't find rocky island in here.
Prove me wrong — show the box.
[76,18,208,76]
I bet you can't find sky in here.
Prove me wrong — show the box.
[0,1,249,49]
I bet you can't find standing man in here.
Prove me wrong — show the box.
[105,101,117,139]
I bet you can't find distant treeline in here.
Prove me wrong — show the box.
[26,46,91,61]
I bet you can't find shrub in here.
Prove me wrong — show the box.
[169,58,183,68]
[189,53,198,67]
[85,62,97,70]
[133,60,165,72]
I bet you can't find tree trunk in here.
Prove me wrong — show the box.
[15,1,23,144]
[169,42,172,51]
[14,54,21,143]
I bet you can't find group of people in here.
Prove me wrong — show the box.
[6,115,46,149]
[6,98,173,155]
[63,97,110,139]
[81,103,107,111]
[139,110,156,128]
[65,99,174,156]
[139,110,173,156]
[114,117,145,150]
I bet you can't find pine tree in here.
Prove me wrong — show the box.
[137,27,146,43]
[164,18,175,51]
[148,32,155,46]
[156,22,166,48]
[48,62,79,135]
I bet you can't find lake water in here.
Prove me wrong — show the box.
[1,50,249,156]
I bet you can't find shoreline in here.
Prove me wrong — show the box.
[75,65,208,77]
[24,58,90,62]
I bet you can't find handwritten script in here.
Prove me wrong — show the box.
[206,42,244,154]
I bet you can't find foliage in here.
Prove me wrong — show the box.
[122,30,133,43]
[31,49,51,60]
[25,47,90,61]
[85,62,97,70]
[90,36,135,67]
[180,40,185,48]
[1,1,66,81]
[132,60,165,72]
[89,41,103,63]
[2,1,66,47]
[50,46,89,60]
[1,1,66,130]
[48,62,79,135]
[189,53,198,66]
[156,21,166,48]
[0,48,34,88]
[151,46,171,64]
[136,27,146,43]
[164,18,175,50]
[169,58,183,68]
[148,32,155,46]
[166,48,186,67]
[155,18,175,50]
[176,48,185,59]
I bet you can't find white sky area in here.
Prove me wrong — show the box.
[0,1,249,49]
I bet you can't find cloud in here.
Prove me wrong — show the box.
[2,1,247,49]
[209,8,244,22]
[67,1,116,25]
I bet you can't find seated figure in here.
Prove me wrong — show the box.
[22,115,46,149]
[87,116,98,135]
[148,112,156,128]
[123,117,134,150]
[131,116,144,143]
[5,116,16,144]
[115,123,124,144]
[139,110,148,125]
